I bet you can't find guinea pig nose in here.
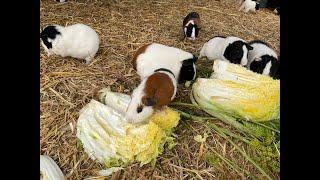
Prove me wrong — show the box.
[137,107,143,113]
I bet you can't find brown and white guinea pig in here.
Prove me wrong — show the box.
[247,40,280,79]
[132,43,197,84]
[199,36,253,66]
[125,70,177,124]
[40,23,99,64]
[183,12,201,41]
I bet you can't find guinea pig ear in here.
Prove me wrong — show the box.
[246,44,254,51]
[192,55,198,62]
[143,97,156,106]
[182,59,193,66]
[255,3,260,9]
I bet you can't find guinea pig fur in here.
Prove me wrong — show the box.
[239,0,260,13]
[132,43,197,84]
[199,36,253,66]
[40,23,99,64]
[183,12,201,41]
[125,70,177,124]
[247,40,280,79]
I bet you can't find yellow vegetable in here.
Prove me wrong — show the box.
[77,89,180,170]
[191,60,280,122]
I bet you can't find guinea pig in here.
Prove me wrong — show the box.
[132,43,197,84]
[199,36,253,66]
[40,23,99,64]
[183,12,201,41]
[239,0,260,13]
[247,40,280,79]
[56,0,67,2]
[125,69,177,124]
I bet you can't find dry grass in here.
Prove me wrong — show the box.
[40,0,280,179]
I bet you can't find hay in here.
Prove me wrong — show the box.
[40,0,279,179]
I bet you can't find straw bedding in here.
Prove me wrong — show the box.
[40,0,279,179]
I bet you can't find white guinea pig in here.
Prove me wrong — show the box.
[133,43,197,84]
[125,70,177,124]
[40,23,99,64]
[199,36,253,66]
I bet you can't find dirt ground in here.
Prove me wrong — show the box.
[40,0,280,179]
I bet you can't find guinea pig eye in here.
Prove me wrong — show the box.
[137,106,143,113]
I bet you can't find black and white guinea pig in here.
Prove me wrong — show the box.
[56,0,67,2]
[40,23,99,64]
[183,12,201,41]
[199,36,253,66]
[132,43,197,84]
[125,70,177,124]
[239,0,260,13]
[247,40,280,79]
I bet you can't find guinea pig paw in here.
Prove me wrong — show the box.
[85,57,93,65]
